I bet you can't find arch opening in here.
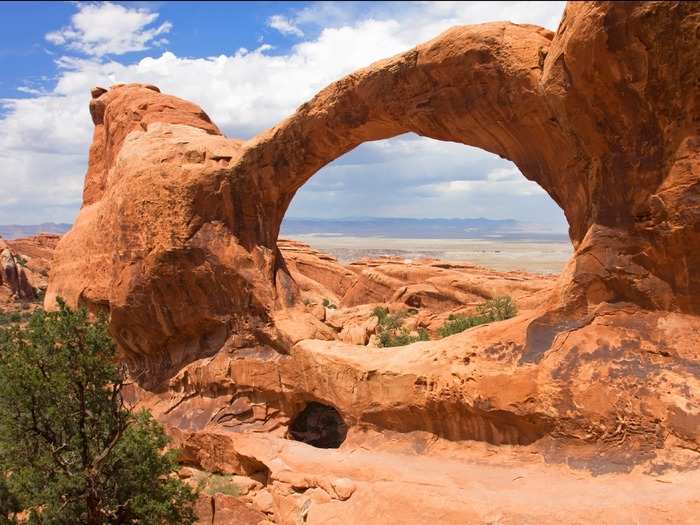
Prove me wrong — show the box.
[280,134,571,274]
[288,402,348,449]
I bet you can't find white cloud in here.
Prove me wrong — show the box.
[430,171,546,197]
[45,2,172,57]
[268,15,304,37]
[487,166,522,182]
[281,1,565,41]
[1,1,567,225]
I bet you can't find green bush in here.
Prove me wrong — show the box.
[0,311,24,326]
[372,307,429,347]
[476,296,517,322]
[371,306,405,330]
[371,305,388,323]
[322,298,337,309]
[438,314,477,337]
[203,474,240,497]
[0,301,197,524]
[438,296,517,338]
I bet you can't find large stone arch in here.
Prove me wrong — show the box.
[47,1,700,365]
[229,22,573,249]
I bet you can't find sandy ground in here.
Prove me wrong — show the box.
[290,235,573,274]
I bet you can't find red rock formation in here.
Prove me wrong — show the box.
[280,239,556,311]
[83,84,221,207]
[0,237,35,303]
[48,2,700,361]
[277,239,356,305]
[7,234,60,291]
[44,2,700,522]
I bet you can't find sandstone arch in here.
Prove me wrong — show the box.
[47,1,700,366]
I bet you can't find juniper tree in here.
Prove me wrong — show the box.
[0,301,196,524]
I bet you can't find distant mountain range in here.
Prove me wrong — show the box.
[0,218,569,241]
[0,223,71,239]
[281,217,569,241]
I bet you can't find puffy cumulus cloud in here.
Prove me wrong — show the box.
[284,1,565,41]
[6,17,409,171]
[0,150,85,224]
[267,15,304,37]
[45,2,171,57]
[1,1,568,227]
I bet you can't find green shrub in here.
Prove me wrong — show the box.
[371,306,389,324]
[203,474,240,497]
[0,311,24,326]
[476,296,517,322]
[372,307,428,347]
[14,255,28,268]
[371,306,405,330]
[438,296,517,338]
[438,315,476,337]
[0,301,197,524]
[322,298,337,309]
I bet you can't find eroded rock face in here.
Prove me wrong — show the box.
[44,2,700,523]
[7,234,60,292]
[0,237,35,303]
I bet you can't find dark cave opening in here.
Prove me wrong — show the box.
[288,402,348,449]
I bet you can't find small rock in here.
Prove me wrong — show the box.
[252,489,274,514]
[331,478,356,501]
[232,475,263,495]
[177,466,198,479]
[311,303,326,321]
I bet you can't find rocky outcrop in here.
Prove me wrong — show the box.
[0,237,35,303]
[7,234,60,291]
[44,2,700,523]
[281,240,557,339]
[342,257,555,311]
[277,239,356,305]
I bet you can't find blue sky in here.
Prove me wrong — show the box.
[1,2,304,98]
[0,1,567,230]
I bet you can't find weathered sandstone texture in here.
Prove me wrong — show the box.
[46,2,700,523]
[6,234,60,292]
[0,237,35,304]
